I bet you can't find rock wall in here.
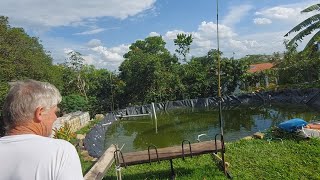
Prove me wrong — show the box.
[51,111,90,136]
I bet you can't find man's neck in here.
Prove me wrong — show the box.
[8,122,49,137]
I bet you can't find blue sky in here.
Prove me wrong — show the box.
[1,0,318,71]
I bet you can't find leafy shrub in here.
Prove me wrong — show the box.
[53,122,76,142]
[264,126,305,141]
[60,94,88,114]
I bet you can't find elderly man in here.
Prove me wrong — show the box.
[0,79,83,180]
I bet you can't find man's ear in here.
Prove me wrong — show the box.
[34,107,45,123]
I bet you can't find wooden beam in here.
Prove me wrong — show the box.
[84,145,116,180]
[118,140,222,167]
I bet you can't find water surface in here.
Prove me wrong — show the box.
[105,104,320,152]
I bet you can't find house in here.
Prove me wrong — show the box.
[248,63,274,88]
[248,63,274,73]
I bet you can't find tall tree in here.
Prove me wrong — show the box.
[119,36,182,105]
[124,36,169,58]
[174,33,193,62]
[62,51,88,99]
[181,49,248,98]
[0,16,55,106]
[81,65,124,113]
[284,4,320,50]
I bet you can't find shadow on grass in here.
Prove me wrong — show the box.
[103,167,194,180]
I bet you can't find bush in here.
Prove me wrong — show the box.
[53,122,76,142]
[60,94,88,114]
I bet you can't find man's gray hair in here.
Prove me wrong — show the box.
[1,79,62,133]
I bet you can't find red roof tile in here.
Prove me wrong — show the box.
[248,63,274,73]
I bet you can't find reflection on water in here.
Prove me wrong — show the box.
[104,104,320,152]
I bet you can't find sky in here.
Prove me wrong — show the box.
[1,0,318,71]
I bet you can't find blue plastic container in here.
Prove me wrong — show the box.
[278,118,307,132]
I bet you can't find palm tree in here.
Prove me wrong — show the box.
[284,4,320,50]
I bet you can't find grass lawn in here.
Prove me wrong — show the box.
[227,138,320,179]
[102,138,320,179]
[70,118,101,174]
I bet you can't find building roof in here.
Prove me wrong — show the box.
[248,63,274,73]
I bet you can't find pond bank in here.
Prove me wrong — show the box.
[85,88,320,158]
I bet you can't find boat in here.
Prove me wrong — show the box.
[299,122,320,138]
[278,119,320,138]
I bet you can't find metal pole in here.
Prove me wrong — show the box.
[216,0,224,138]
[152,102,158,134]
[216,0,226,175]
[216,0,221,99]
[110,72,114,111]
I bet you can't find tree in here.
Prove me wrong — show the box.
[81,66,124,113]
[0,16,53,81]
[174,33,193,62]
[119,36,182,106]
[181,49,248,98]
[277,41,320,85]
[123,36,169,58]
[62,51,88,99]
[0,16,56,106]
[285,4,320,50]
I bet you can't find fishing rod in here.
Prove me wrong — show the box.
[216,0,223,138]
[216,0,227,176]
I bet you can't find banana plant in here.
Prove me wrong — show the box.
[284,4,320,50]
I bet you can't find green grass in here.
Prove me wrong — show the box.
[102,138,320,180]
[79,152,95,175]
[76,118,101,135]
[104,154,226,180]
[72,118,102,174]
[75,119,320,179]
[227,138,320,179]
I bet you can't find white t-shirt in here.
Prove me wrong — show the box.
[0,134,83,180]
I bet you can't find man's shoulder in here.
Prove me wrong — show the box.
[32,136,78,156]
[1,134,75,150]
[37,135,76,149]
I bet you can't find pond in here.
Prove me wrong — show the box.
[104,104,320,152]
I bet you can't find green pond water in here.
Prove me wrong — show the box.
[104,104,320,152]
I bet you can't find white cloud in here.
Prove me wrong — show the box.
[254,1,319,24]
[0,0,156,28]
[197,21,236,39]
[162,21,241,58]
[40,36,88,64]
[74,28,105,35]
[149,32,160,37]
[253,18,272,25]
[61,43,130,71]
[82,55,96,65]
[87,39,103,47]
[191,21,236,53]
[87,44,130,70]
[255,7,300,20]
[63,48,73,54]
[45,37,129,70]
[160,20,289,60]
[223,5,253,26]
[228,31,287,57]
[228,39,260,51]
[164,30,186,39]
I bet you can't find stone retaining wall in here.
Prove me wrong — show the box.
[51,111,90,136]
